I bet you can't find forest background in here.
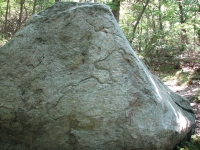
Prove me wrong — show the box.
[0,0,200,73]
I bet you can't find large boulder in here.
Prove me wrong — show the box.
[0,2,195,150]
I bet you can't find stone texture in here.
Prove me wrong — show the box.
[0,2,195,150]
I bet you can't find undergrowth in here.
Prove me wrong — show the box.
[158,67,190,86]
[175,135,200,150]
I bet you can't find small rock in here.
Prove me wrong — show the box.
[190,103,196,107]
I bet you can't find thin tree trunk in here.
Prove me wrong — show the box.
[193,8,196,51]
[138,25,142,53]
[158,0,163,31]
[111,0,120,23]
[17,0,25,31]
[178,1,185,24]
[178,1,188,51]
[132,0,150,39]
[32,0,37,14]
[198,4,200,44]
[4,0,10,39]
[22,3,28,25]
[152,10,156,30]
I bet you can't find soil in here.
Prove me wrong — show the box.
[164,80,200,136]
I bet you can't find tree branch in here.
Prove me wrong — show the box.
[132,0,150,40]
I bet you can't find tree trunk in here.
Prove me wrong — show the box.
[178,1,188,51]
[198,4,200,44]
[17,0,25,31]
[152,10,156,30]
[158,0,163,31]
[132,0,150,39]
[32,0,37,14]
[111,0,120,23]
[4,0,10,39]
[178,1,185,24]
[137,25,142,53]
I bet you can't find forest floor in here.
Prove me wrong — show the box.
[160,63,200,136]
[159,65,200,149]
[164,80,200,136]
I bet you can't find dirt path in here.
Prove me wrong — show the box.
[164,81,200,136]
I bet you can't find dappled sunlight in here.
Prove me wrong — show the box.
[139,60,193,134]
[149,74,162,100]
[127,37,193,134]
[180,86,200,98]
[176,111,189,132]
[167,99,190,133]
[164,80,200,98]
[163,70,200,139]
[164,80,187,92]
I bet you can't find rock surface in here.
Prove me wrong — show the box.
[0,2,195,150]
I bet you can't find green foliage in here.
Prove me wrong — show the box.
[194,90,200,103]
[0,38,7,47]
[107,1,118,10]
[159,66,195,87]
[0,0,200,69]
[176,135,200,150]
[120,0,200,71]
[177,71,190,85]
[0,0,56,45]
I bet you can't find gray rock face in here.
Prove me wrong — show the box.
[0,2,195,150]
